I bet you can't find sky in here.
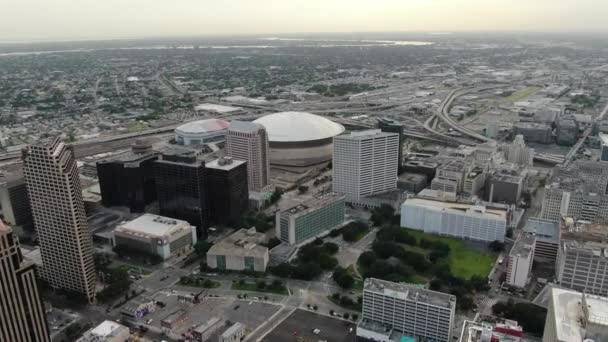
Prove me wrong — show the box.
[1,0,607,42]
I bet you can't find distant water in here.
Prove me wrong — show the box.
[0,38,433,58]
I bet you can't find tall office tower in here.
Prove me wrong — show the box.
[0,170,33,229]
[22,138,96,303]
[0,220,50,342]
[226,121,271,192]
[600,133,608,162]
[543,288,608,342]
[377,119,404,173]
[556,239,608,296]
[154,151,208,238]
[205,157,249,227]
[506,134,534,166]
[333,130,399,202]
[96,140,159,212]
[358,278,456,342]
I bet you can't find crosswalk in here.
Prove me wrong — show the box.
[477,295,498,315]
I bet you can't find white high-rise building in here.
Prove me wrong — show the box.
[332,130,399,202]
[543,287,608,342]
[22,137,97,303]
[226,121,271,192]
[358,278,456,342]
[506,235,535,288]
[506,134,534,166]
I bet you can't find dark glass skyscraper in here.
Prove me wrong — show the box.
[154,151,208,238]
[206,157,249,227]
[97,140,159,212]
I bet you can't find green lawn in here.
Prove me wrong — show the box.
[232,281,288,295]
[404,229,496,280]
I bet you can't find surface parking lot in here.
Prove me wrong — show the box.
[261,309,356,342]
[143,292,281,336]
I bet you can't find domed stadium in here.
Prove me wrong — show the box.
[253,112,345,166]
[175,119,230,145]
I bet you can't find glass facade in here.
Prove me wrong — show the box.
[97,154,159,212]
[154,154,209,238]
[291,198,345,244]
[216,255,226,269]
[206,161,249,227]
[244,256,254,271]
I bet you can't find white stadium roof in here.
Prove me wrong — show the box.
[176,119,230,134]
[253,112,344,142]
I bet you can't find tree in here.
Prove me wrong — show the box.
[323,242,339,255]
[489,240,505,253]
[298,185,309,194]
[256,281,266,290]
[352,314,359,321]
[429,279,442,291]
[358,251,377,269]
[458,295,476,311]
[194,241,213,256]
[343,313,350,319]
[269,189,283,205]
[333,267,355,289]
[506,228,514,238]
[469,275,490,292]
[370,204,398,227]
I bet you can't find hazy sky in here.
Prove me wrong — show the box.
[1,0,607,41]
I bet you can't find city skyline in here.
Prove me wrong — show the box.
[1,0,608,42]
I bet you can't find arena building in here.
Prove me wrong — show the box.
[174,119,230,145]
[112,214,197,260]
[253,112,345,166]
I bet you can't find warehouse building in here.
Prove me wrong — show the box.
[113,214,197,260]
[207,228,269,272]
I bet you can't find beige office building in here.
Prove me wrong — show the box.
[22,138,97,303]
[226,121,271,192]
[0,220,50,342]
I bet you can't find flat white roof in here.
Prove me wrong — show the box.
[117,214,190,237]
[90,320,126,337]
[403,198,507,220]
[550,288,608,341]
[206,158,246,171]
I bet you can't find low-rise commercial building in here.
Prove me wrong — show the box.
[275,193,345,245]
[487,172,523,205]
[513,122,553,144]
[113,214,197,260]
[401,198,508,242]
[359,278,456,342]
[397,173,428,193]
[219,322,246,342]
[206,228,269,272]
[192,317,223,342]
[76,321,130,342]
